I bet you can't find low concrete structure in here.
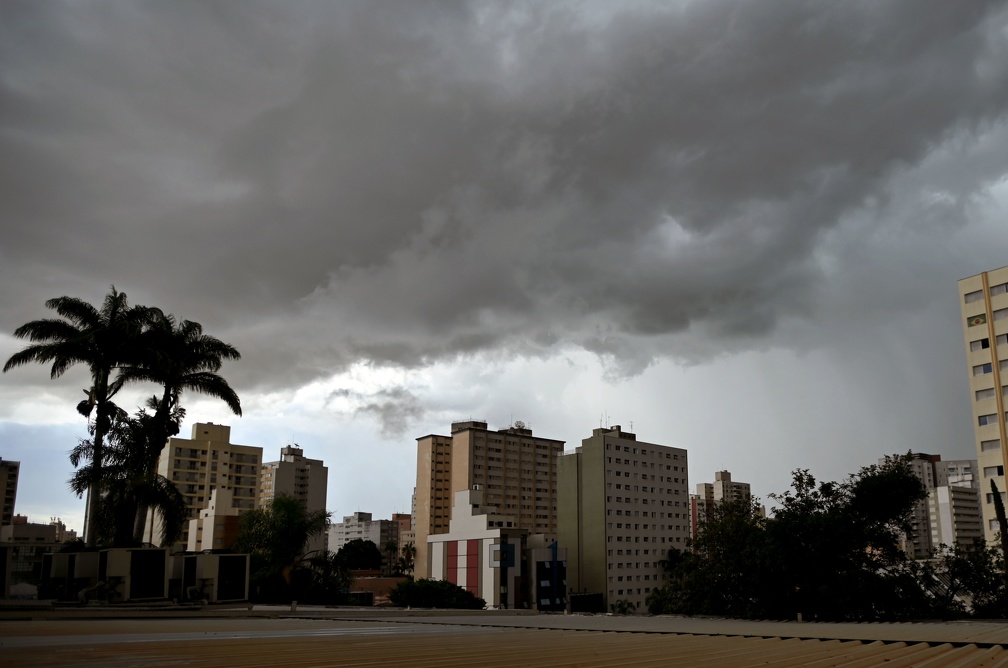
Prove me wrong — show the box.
[429,488,526,609]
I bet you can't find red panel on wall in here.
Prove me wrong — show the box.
[467,540,480,592]
[447,540,459,584]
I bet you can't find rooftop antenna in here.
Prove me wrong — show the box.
[630,420,634,432]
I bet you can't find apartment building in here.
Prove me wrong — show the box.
[327,512,396,556]
[0,458,18,526]
[260,444,328,553]
[259,445,328,511]
[882,453,982,556]
[145,422,262,546]
[929,484,984,549]
[415,433,453,573]
[186,488,242,552]
[414,420,565,579]
[959,265,1008,543]
[691,470,752,540]
[558,426,689,613]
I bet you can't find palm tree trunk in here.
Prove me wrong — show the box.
[85,371,110,547]
[132,390,172,544]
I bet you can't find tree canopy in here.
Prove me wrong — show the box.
[336,538,384,571]
[235,494,335,603]
[3,287,242,547]
[69,401,188,547]
[4,288,150,545]
[649,455,944,621]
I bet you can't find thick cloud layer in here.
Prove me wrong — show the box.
[4,1,1006,394]
[2,2,1008,528]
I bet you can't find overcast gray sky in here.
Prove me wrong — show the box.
[3,0,1008,532]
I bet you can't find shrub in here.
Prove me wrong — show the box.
[388,578,485,609]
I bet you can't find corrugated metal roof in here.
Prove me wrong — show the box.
[3,618,1008,667]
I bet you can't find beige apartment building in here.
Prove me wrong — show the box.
[259,445,328,511]
[559,426,689,613]
[186,488,242,552]
[414,420,565,579]
[691,470,752,541]
[260,445,328,553]
[145,422,262,547]
[958,266,1008,543]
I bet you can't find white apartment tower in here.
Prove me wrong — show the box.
[958,266,1008,543]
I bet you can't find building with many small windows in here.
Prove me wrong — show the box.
[558,426,689,613]
[414,421,565,579]
[144,423,262,547]
[260,445,328,553]
[883,453,982,557]
[1,458,19,526]
[327,512,396,556]
[958,266,1008,543]
[690,470,753,541]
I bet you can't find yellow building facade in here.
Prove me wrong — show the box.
[414,421,564,579]
[958,265,1008,543]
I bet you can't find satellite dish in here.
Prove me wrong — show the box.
[514,420,526,429]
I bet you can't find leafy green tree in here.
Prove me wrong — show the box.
[236,494,331,599]
[767,456,927,621]
[111,312,241,541]
[992,481,1008,583]
[389,578,485,609]
[336,538,384,570]
[4,288,149,546]
[932,540,1006,618]
[648,498,771,617]
[648,455,929,621]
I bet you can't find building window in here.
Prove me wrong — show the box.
[996,308,1008,321]
[993,283,1008,296]
[972,338,992,351]
[968,314,988,327]
[977,388,996,401]
[998,334,1008,346]
[982,439,1001,452]
[983,465,1005,477]
[975,363,993,376]
[986,492,1008,504]
[965,290,984,303]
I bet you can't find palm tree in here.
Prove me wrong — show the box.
[111,312,241,541]
[3,287,149,546]
[69,402,188,546]
[398,541,417,577]
[236,494,331,600]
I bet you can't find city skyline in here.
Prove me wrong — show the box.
[2,1,1008,532]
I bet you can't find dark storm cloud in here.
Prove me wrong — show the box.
[2,0,1007,393]
[353,387,427,439]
